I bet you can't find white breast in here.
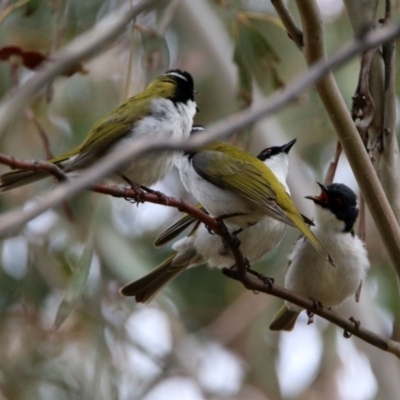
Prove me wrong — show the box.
[284,212,369,310]
[113,98,196,186]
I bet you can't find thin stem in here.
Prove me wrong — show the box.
[271,0,303,48]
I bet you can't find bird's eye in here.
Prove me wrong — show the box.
[334,197,342,205]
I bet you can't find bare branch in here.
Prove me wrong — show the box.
[223,268,400,359]
[91,184,248,272]
[0,154,67,182]
[271,0,303,49]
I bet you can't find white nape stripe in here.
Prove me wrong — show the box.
[165,71,187,81]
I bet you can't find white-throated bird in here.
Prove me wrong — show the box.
[176,132,333,264]
[121,137,299,302]
[0,70,197,192]
[269,183,370,331]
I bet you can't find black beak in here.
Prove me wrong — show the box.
[281,138,297,154]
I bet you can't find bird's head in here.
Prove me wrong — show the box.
[305,183,359,232]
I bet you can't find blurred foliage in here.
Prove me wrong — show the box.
[0,1,398,400]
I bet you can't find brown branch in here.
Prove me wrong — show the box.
[91,184,248,272]
[351,48,377,144]
[222,268,400,359]
[271,0,303,48]
[25,108,54,159]
[324,141,342,184]
[0,154,67,182]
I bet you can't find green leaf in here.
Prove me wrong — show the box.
[141,32,170,80]
[233,15,283,97]
[52,238,93,331]
[233,43,253,108]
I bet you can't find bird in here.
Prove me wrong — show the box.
[0,69,197,192]
[176,131,333,264]
[269,183,370,331]
[120,137,297,302]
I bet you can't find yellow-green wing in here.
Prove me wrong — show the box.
[154,203,206,247]
[63,97,152,169]
[190,149,295,226]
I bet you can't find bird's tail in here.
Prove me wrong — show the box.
[269,304,300,331]
[120,253,186,304]
[154,203,206,247]
[0,169,50,192]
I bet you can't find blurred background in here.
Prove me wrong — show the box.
[0,0,398,399]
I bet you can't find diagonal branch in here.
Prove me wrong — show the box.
[223,269,400,359]
[271,0,303,49]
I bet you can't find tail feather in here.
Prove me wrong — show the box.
[269,305,300,331]
[120,254,186,304]
[154,203,206,247]
[0,169,49,192]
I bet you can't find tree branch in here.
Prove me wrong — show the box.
[0,154,67,182]
[0,19,400,238]
[91,184,248,272]
[271,0,303,49]
[222,268,400,359]
[294,0,400,280]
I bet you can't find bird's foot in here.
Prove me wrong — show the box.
[246,266,274,288]
[306,297,323,325]
[309,296,323,311]
[343,316,361,338]
[141,185,170,205]
[119,174,145,203]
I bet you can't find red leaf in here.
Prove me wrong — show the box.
[0,46,22,60]
[20,51,47,69]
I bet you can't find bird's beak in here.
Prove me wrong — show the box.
[281,138,297,154]
[305,182,329,205]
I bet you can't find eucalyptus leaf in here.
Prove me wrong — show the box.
[141,32,170,80]
[52,239,93,331]
[234,16,283,95]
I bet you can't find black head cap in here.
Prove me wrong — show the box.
[305,183,359,232]
[163,69,195,103]
[257,138,297,161]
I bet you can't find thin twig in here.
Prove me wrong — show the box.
[0,154,67,182]
[91,184,248,272]
[271,0,303,48]
[25,108,54,159]
[222,268,400,359]
[324,141,342,184]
